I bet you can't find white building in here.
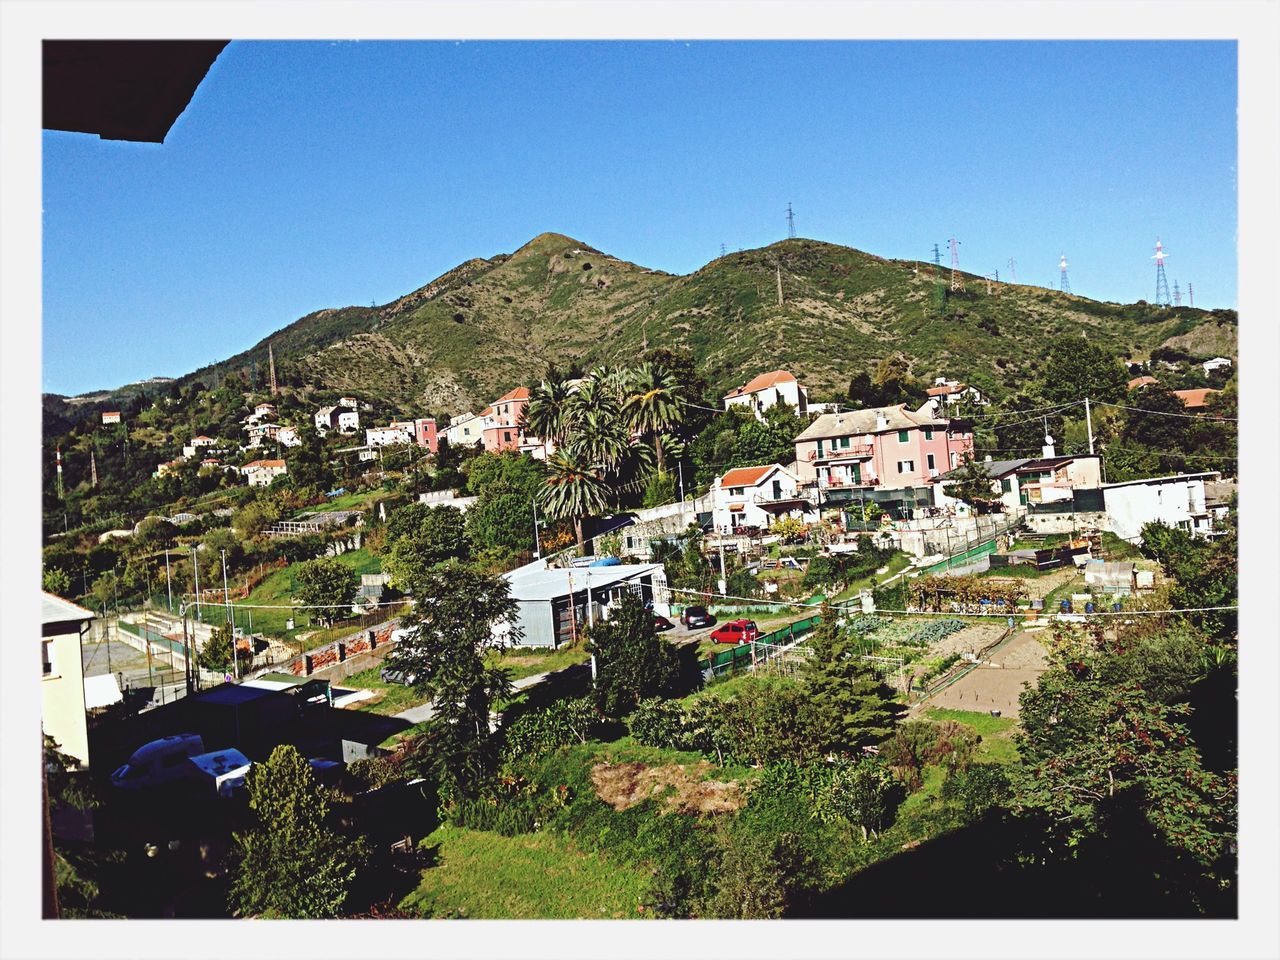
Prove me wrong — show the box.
[710,463,812,534]
[722,370,809,420]
[498,560,671,648]
[1202,357,1232,375]
[1102,471,1220,542]
[933,458,1031,513]
[366,424,413,447]
[1015,455,1103,505]
[925,378,988,413]
[445,412,485,448]
[253,402,278,418]
[101,411,121,425]
[276,425,301,448]
[336,409,360,434]
[242,459,288,487]
[182,435,219,459]
[42,594,95,768]
[314,406,338,434]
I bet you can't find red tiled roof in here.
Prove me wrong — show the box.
[244,459,286,469]
[496,386,531,403]
[723,370,797,399]
[1173,388,1218,409]
[1127,376,1159,391]
[727,503,746,511]
[720,465,775,487]
[926,383,967,397]
[479,406,494,417]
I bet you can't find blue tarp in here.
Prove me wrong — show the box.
[589,556,623,567]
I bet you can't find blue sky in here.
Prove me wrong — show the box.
[42,40,1237,395]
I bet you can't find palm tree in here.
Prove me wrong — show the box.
[622,362,685,473]
[522,372,573,447]
[538,450,610,551]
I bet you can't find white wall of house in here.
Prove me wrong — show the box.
[1103,475,1214,542]
[710,466,807,533]
[337,410,360,433]
[723,379,807,420]
[366,426,413,447]
[445,414,483,447]
[42,597,93,768]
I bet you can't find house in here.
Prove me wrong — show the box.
[445,412,484,448]
[793,403,975,492]
[710,464,812,534]
[182,435,218,459]
[1202,357,1232,375]
[483,387,532,453]
[276,425,301,448]
[414,417,439,453]
[242,459,287,487]
[1101,471,1221,541]
[722,370,810,419]
[101,411,121,425]
[153,459,183,478]
[314,406,338,434]
[1127,375,1160,392]
[338,396,359,409]
[1173,388,1220,411]
[934,458,1031,513]
[498,560,671,648]
[336,408,360,433]
[366,424,413,447]
[925,378,988,412]
[253,402,277,418]
[1014,455,1103,505]
[42,593,96,767]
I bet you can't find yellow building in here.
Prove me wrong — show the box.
[41,593,95,768]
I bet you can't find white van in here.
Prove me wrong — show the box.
[111,734,206,789]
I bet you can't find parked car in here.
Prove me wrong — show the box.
[380,664,417,686]
[681,605,714,629]
[709,619,759,645]
[653,614,675,632]
[111,734,206,790]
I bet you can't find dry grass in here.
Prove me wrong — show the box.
[591,761,745,815]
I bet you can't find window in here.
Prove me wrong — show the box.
[42,641,54,676]
[924,427,934,440]
[1000,478,1012,494]
[840,437,851,449]
[927,454,936,470]
[950,452,959,469]
[730,487,744,497]
[898,430,910,443]
[503,431,512,443]
[816,439,824,457]
[897,460,914,474]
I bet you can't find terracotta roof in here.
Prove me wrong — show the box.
[926,382,967,396]
[244,459,286,469]
[496,386,531,403]
[727,503,746,511]
[720,465,776,488]
[1127,376,1159,391]
[723,370,797,399]
[479,406,494,417]
[1173,388,1218,409]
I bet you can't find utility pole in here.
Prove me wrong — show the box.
[221,548,237,680]
[786,202,796,239]
[1084,397,1095,455]
[164,549,173,612]
[191,548,202,622]
[677,460,686,502]
[532,498,542,559]
[718,540,727,596]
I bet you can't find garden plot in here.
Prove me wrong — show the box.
[838,615,1007,691]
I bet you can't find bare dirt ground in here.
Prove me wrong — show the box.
[927,622,1007,659]
[919,629,1050,718]
[983,565,1082,600]
[591,761,745,815]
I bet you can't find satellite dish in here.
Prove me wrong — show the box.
[1044,434,1054,446]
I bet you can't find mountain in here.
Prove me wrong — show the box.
[79,232,1241,414]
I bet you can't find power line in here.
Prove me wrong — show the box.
[1092,400,1237,422]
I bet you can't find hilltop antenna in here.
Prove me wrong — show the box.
[1059,253,1071,295]
[948,237,964,292]
[1172,281,1182,307]
[720,243,727,258]
[1007,258,1018,283]
[1152,238,1171,306]
[786,203,796,240]
[55,446,64,500]
[268,342,279,396]
[1187,282,1194,308]
[931,243,946,314]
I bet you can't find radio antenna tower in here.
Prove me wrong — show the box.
[1152,238,1171,306]
[719,243,727,258]
[1187,282,1194,307]
[1172,281,1182,307]
[1059,253,1071,294]
[268,342,279,396]
[1007,258,1018,283]
[55,446,64,500]
[785,203,796,239]
[931,244,946,313]
[948,237,964,292]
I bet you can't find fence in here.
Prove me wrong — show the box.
[245,613,406,681]
[701,613,823,679]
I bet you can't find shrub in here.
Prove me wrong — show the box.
[940,763,1011,819]
[627,698,689,750]
[501,697,600,764]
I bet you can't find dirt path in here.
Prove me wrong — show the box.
[918,629,1050,718]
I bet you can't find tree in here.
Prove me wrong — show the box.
[588,590,682,717]
[945,454,998,509]
[642,470,678,508]
[228,744,363,918]
[822,757,903,840]
[286,422,334,490]
[293,557,357,626]
[381,504,470,588]
[622,362,686,473]
[538,449,610,551]
[1038,335,1129,406]
[804,603,903,753]
[198,619,251,672]
[522,371,574,447]
[43,567,73,597]
[389,561,517,802]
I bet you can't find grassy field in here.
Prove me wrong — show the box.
[400,824,650,919]
[925,707,1020,764]
[484,645,591,682]
[343,664,431,716]
[832,550,913,602]
[229,548,383,646]
[301,490,386,514]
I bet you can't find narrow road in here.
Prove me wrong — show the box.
[392,664,585,724]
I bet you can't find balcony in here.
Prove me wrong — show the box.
[752,491,815,511]
[807,444,874,464]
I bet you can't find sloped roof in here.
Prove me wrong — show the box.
[794,403,945,442]
[940,458,1029,481]
[1017,455,1100,473]
[496,386,531,403]
[926,382,968,396]
[723,370,797,399]
[243,459,286,469]
[1173,388,1219,409]
[42,592,95,632]
[719,465,777,488]
[1127,375,1159,391]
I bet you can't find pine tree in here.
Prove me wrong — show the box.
[805,603,904,753]
[589,590,682,718]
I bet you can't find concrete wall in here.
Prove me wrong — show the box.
[42,628,90,767]
[1023,510,1110,536]
[1103,478,1208,542]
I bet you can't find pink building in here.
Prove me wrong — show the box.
[482,387,531,453]
[793,402,974,498]
[414,417,439,453]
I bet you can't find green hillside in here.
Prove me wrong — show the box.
[66,232,1238,415]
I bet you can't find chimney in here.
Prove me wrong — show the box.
[875,412,888,431]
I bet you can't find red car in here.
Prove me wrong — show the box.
[653,614,675,632]
[709,619,759,645]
